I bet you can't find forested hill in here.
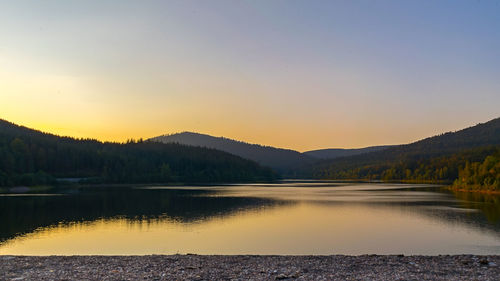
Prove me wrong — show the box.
[388,117,500,157]
[150,132,314,173]
[317,117,500,167]
[311,117,500,191]
[0,119,276,187]
[303,145,393,159]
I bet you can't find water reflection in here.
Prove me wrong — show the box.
[0,183,499,255]
[0,187,286,243]
[452,190,500,223]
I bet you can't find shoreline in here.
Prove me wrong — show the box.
[2,255,499,280]
[3,182,498,196]
[448,187,500,195]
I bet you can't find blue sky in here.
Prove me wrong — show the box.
[1,0,499,150]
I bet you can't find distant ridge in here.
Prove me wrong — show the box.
[303,146,393,159]
[311,116,500,181]
[150,132,314,173]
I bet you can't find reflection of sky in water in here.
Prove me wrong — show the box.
[0,183,499,255]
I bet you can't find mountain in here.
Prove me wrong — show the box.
[318,116,500,167]
[150,132,314,173]
[303,145,393,159]
[311,117,500,189]
[0,119,276,187]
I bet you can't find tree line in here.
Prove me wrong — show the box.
[309,117,500,191]
[0,120,277,187]
[454,149,500,192]
[311,146,500,191]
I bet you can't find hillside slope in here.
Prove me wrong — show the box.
[0,120,276,186]
[303,145,393,159]
[320,117,500,167]
[311,117,500,188]
[150,132,314,173]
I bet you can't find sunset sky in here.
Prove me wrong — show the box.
[1,1,499,151]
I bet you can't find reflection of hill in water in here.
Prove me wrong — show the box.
[365,187,500,234]
[395,189,500,235]
[451,190,500,223]
[1,186,499,246]
[315,189,500,236]
[388,199,500,237]
[0,188,287,243]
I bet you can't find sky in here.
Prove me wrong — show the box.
[1,0,499,151]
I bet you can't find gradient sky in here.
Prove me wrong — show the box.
[1,1,499,151]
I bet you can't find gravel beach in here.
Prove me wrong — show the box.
[1,255,499,280]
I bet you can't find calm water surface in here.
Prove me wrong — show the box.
[0,182,499,255]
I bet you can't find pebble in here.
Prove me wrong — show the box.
[0,255,498,280]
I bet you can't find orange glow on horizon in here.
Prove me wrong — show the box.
[1,1,499,151]
[0,112,481,152]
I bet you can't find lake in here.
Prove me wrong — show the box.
[0,181,499,255]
